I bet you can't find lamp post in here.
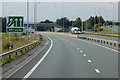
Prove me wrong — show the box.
[98,8,101,33]
[112,3,114,35]
[34,0,36,31]
[27,0,29,40]
[86,20,87,32]
[109,2,115,36]
[62,1,64,32]
[93,8,96,33]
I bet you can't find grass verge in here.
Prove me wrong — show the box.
[85,33,120,38]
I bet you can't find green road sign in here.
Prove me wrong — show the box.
[6,16,24,32]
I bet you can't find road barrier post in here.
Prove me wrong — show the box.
[16,52,17,56]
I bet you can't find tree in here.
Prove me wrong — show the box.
[40,19,53,23]
[94,24,99,29]
[98,23,102,26]
[1,17,6,32]
[85,16,105,30]
[99,16,105,25]
[95,16,98,24]
[73,17,82,28]
[56,17,71,27]
[87,16,94,29]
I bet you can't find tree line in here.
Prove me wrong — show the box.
[56,16,105,31]
[1,16,120,32]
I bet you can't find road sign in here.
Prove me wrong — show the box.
[6,16,24,32]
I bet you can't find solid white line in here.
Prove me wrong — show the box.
[83,54,86,56]
[88,60,92,63]
[23,38,53,79]
[80,50,83,52]
[6,37,49,79]
[95,69,100,73]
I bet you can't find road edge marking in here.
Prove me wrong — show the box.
[6,36,51,79]
[23,37,53,79]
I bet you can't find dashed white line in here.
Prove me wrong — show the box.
[88,60,92,63]
[80,39,118,53]
[95,69,100,73]
[80,50,83,52]
[77,48,79,50]
[83,54,86,56]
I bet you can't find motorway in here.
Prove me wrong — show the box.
[8,33,118,79]
[24,33,118,78]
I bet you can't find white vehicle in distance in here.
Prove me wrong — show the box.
[71,27,80,34]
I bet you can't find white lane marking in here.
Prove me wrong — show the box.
[88,60,92,63]
[95,69,100,73]
[83,54,86,56]
[80,39,118,53]
[77,48,79,50]
[23,38,53,79]
[80,50,83,52]
[6,36,50,79]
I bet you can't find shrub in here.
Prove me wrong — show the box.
[22,32,26,35]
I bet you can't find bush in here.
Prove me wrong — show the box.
[22,32,26,35]
[2,42,13,50]
[3,42,10,50]
[14,33,18,37]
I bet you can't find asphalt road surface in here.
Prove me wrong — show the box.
[25,33,118,78]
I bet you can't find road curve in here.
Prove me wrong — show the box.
[27,33,118,78]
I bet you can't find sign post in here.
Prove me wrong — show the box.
[7,16,24,51]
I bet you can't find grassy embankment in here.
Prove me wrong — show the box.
[0,32,42,66]
[59,26,120,38]
[85,26,120,38]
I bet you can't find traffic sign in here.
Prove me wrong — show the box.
[6,16,24,32]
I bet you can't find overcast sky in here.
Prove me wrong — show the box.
[0,1,119,22]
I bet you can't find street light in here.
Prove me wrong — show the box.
[86,20,87,32]
[27,0,29,40]
[104,9,108,27]
[81,21,83,32]
[98,8,101,33]
[62,1,64,32]
[33,0,36,40]
[92,8,96,33]
[2,0,5,17]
